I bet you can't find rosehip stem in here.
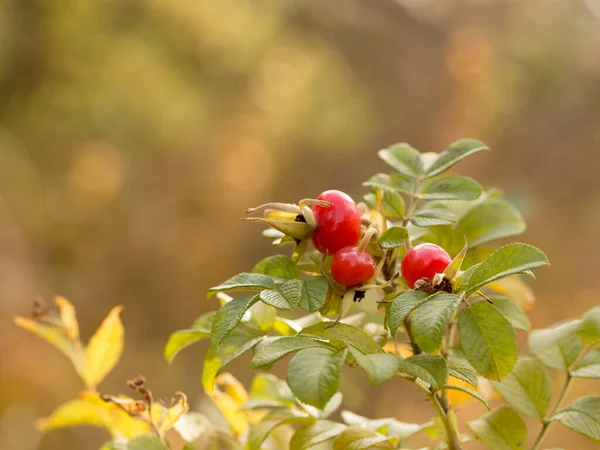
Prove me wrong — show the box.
[358,227,378,252]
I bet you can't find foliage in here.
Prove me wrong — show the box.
[15,139,600,449]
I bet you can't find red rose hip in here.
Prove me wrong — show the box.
[331,246,376,286]
[401,243,452,288]
[311,190,361,255]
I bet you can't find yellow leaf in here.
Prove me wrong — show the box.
[159,392,189,434]
[487,276,535,311]
[55,296,80,340]
[207,373,250,436]
[383,342,414,359]
[447,376,497,407]
[36,393,149,439]
[14,316,85,373]
[82,306,124,389]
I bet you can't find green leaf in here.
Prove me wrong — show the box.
[420,176,482,201]
[299,322,383,355]
[579,306,600,345]
[465,243,549,295]
[299,276,329,312]
[290,420,347,450]
[549,396,600,443]
[426,138,489,178]
[410,208,457,227]
[252,255,300,279]
[467,406,527,450]
[571,350,600,379]
[260,279,303,310]
[202,332,263,392]
[378,226,409,249]
[378,143,423,177]
[491,296,531,331]
[251,336,333,369]
[249,373,295,403]
[529,320,583,371]
[340,411,428,441]
[459,301,518,381]
[287,348,347,409]
[387,290,429,336]
[491,357,551,420]
[348,347,398,386]
[211,295,258,346]
[207,273,275,297]
[363,173,417,195]
[447,358,478,388]
[443,384,489,409]
[333,427,396,450]
[454,198,525,248]
[381,189,405,218]
[397,354,448,390]
[411,293,459,353]
[247,409,313,450]
[124,435,164,450]
[164,312,215,363]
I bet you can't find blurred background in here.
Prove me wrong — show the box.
[1,0,599,449]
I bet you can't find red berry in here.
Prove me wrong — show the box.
[311,190,361,255]
[401,243,452,288]
[331,246,376,286]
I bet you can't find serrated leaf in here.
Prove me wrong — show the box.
[455,198,525,248]
[549,396,600,443]
[378,143,423,177]
[467,406,527,450]
[426,138,489,178]
[378,226,409,249]
[363,173,418,195]
[447,358,478,388]
[465,243,549,295]
[397,354,448,390]
[387,290,429,337]
[492,357,551,420]
[82,306,124,389]
[211,295,258,346]
[491,296,531,331]
[459,301,517,381]
[252,255,300,279]
[339,411,428,441]
[571,350,600,379]
[348,347,398,386]
[529,320,583,371]
[443,385,489,409]
[579,306,600,345]
[260,279,303,310]
[381,189,405,218]
[202,332,263,392]
[299,276,329,312]
[411,293,459,353]
[290,420,347,450]
[249,373,295,404]
[421,176,482,201]
[14,316,85,373]
[248,301,277,333]
[165,312,215,363]
[251,336,333,369]
[333,427,396,450]
[247,409,313,450]
[207,273,275,298]
[410,208,457,227]
[287,348,347,409]
[299,322,382,355]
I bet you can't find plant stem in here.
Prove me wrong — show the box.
[530,373,573,450]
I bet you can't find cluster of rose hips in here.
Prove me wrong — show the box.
[249,189,453,292]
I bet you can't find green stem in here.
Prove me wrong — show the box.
[530,373,573,450]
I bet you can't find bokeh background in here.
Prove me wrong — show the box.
[1,0,599,449]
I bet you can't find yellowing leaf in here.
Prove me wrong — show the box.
[447,376,497,407]
[159,392,189,434]
[487,276,535,311]
[36,393,149,439]
[55,296,79,340]
[207,372,251,435]
[383,342,414,359]
[14,316,85,373]
[83,306,124,389]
